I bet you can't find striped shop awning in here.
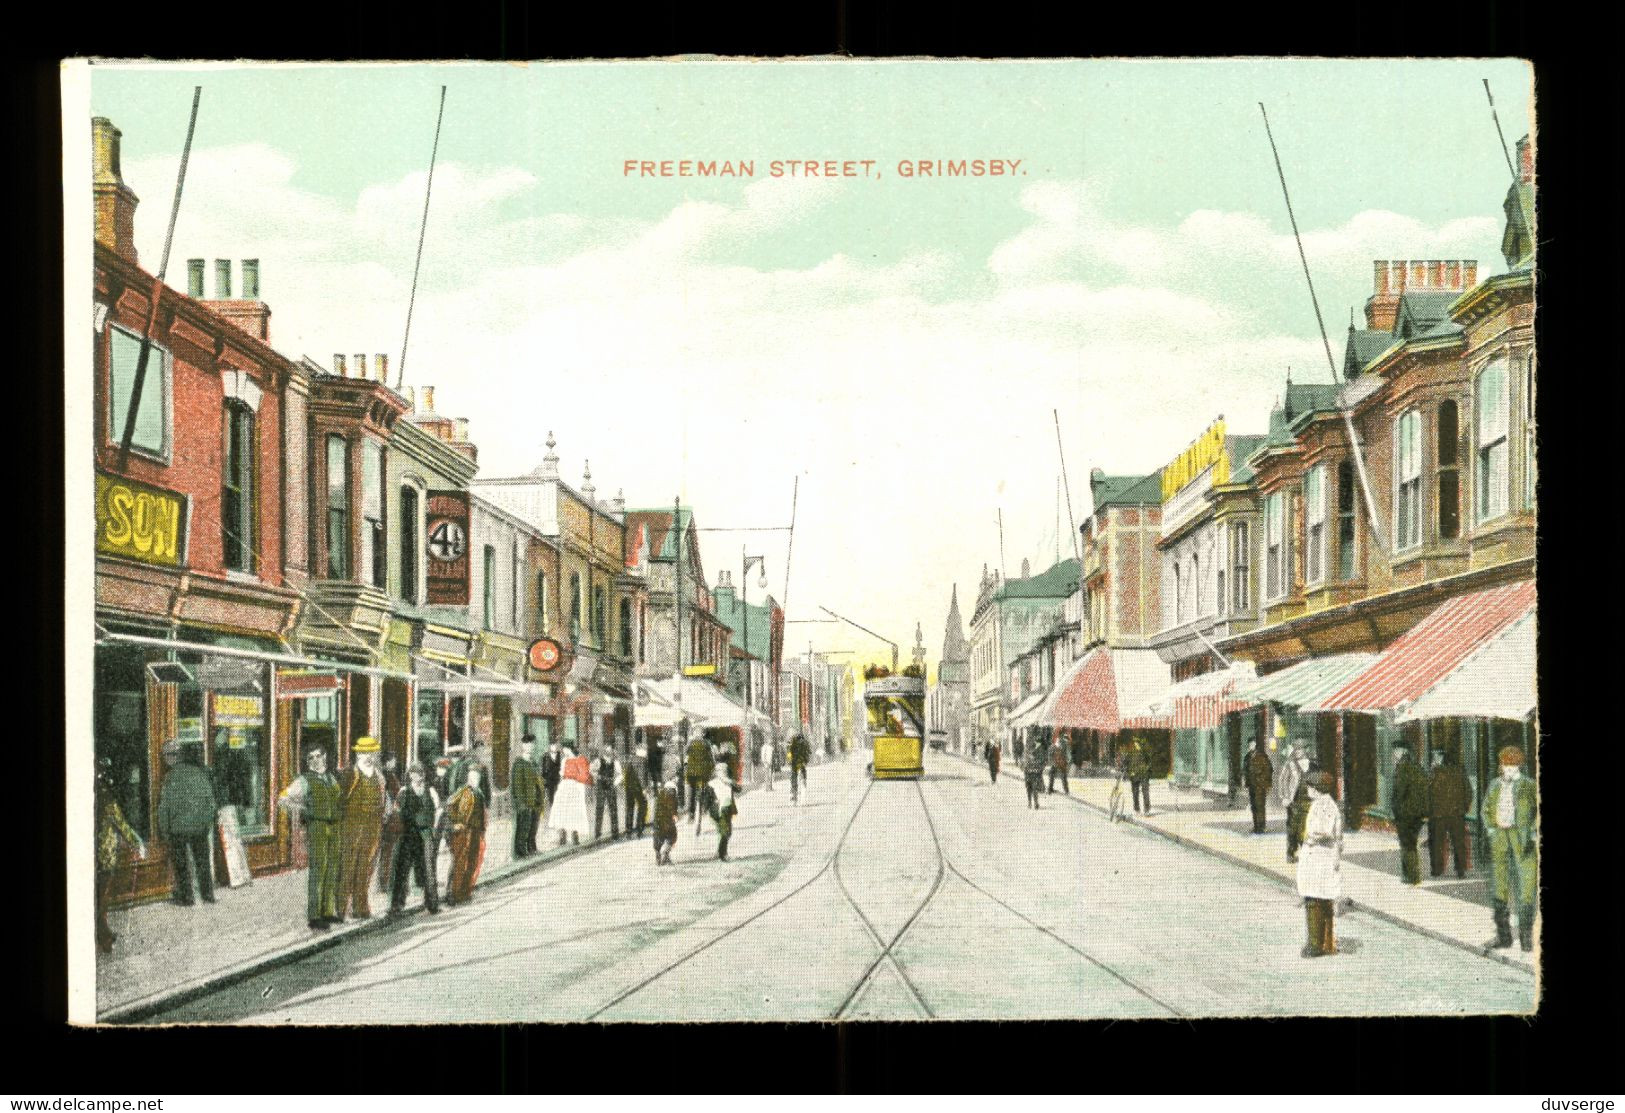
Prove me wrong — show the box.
[1126,660,1257,731]
[1395,610,1536,723]
[1234,651,1381,709]
[1049,648,1118,731]
[1311,579,1536,714]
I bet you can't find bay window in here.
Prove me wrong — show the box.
[325,435,350,579]
[1394,410,1421,550]
[1305,464,1326,585]
[1265,493,1285,599]
[1476,358,1510,522]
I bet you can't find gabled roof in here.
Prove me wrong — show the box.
[1262,382,1343,448]
[1090,472,1162,512]
[1392,291,1465,342]
[1344,327,1395,380]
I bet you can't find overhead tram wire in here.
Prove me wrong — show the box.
[781,476,799,615]
[396,86,448,393]
[117,87,201,474]
[1483,78,1535,251]
[1258,102,1388,559]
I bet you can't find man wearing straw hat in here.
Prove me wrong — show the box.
[1481,744,1538,952]
[336,736,391,921]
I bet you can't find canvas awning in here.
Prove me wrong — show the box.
[1041,646,1172,733]
[1126,660,1257,730]
[635,675,749,730]
[1234,652,1380,709]
[1395,611,1535,723]
[1311,579,1535,714]
[1006,688,1050,730]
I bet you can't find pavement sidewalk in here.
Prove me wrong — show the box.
[95,790,679,1022]
[948,751,1535,973]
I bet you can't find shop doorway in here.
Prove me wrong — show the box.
[1344,713,1378,830]
[490,698,512,789]
[381,679,410,773]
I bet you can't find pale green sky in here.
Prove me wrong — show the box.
[83,59,1535,653]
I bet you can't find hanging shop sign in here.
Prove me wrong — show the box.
[683,664,718,677]
[527,637,572,678]
[95,471,188,568]
[425,491,471,605]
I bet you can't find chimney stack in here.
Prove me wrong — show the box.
[199,259,271,341]
[91,118,139,263]
[1364,258,1477,331]
[334,354,348,377]
[354,354,367,381]
[454,418,469,442]
[422,385,436,411]
[187,259,206,298]
[374,353,388,383]
[1517,135,1533,183]
[214,259,232,299]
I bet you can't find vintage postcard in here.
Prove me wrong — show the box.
[64,57,1538,1025]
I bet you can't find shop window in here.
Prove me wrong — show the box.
[221,400,257,573]
[399,486,420,604]
[106,324,170,460]
[1336,462,1356,580]
[94,642,153,840]
[362,441,386,590]
[1436,401,1461,541]
[619,597,633,657]
[1475,358,1510,523]
[1394,410,1422,551]
[325,435,350,579]
[208,666,270,837]
[414,690,445,768]
[482,545,497,630]
[1305,464,1326,585]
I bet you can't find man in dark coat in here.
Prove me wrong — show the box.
[389,762,441,915]
[645,735,665,788]
[686,733,715,821]
[1124,738,1153,815]
[652,778,679,865]
[1023,743,1047,809]
[1244,740,1274,834]
[624,745,649,838]
[1390,744,1430,885]
[984,739,1001,784]
[1428,751,1472,879]
[154,739,217,906]
[510,736,545,858]
[1047,736,1070,795]
[788,734,811,804]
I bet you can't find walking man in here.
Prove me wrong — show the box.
[155,739,217,907]
[376,755,403,894]
[646,734,665,789]
[686,732,715,821]
[1390,744,1429,886]
[1280,741,1312,862]
[1047,735,1070,795]
[1428,751,1472,879]
[278,744,342,929]
[1124,738,1152,815]
[511,736,544,858]
[624,744,650,838]
[788,734,811,804]
[594,745,624,840]
[984,738,1001,784]
[389,762,442,915]
[336,737,391,921]
[1023,742,1046,809]
[707,761,741,861]
[1481,745,1537,952]
[540,738,564,823]
[652,778,679,865]
[1245,739,1274,835]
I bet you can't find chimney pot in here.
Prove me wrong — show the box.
[1464,261,1478,286]
[375,353,388,383]
[1373,260,1389,295]
[422,385,436,412]
[214,259,232,300]
[241,259,260,300]
[187,259,206,299]
[354,354,366,381]
[454,418,469,442]
[334,354,348,377]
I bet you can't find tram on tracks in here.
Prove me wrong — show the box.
[863,666,926,779]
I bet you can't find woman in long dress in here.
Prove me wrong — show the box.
[548,744,592,846]
[1296,770,1343,958]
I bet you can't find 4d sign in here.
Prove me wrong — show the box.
[425,491,471,605]
[96,472,187,567]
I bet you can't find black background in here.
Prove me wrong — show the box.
[9,3,1620,1095]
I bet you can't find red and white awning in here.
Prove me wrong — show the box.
[1311,579,1535,714]
[1125,660,1257,731]
[1395,610,1536,723]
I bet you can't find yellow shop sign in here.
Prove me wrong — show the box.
[96,472,187,567]
[1161,418,1229,500]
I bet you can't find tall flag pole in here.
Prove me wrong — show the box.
[397,86,447,392]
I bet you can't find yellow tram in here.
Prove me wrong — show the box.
[864,666,926,779]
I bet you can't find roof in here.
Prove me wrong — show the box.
[1090,471,1163,512]
[996,558,1081,600]
[1312,579,1535,714]
[1263,382,1343,448]
[1344,328,1395,380]
[1393,291,1465,342]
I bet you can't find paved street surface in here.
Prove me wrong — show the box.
[142,753,1534,1024]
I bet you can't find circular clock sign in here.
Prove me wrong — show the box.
[426,518,467,562]
[528,637,567,674]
